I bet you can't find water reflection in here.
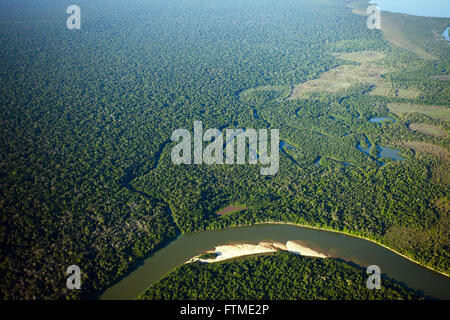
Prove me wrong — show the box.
[357,135,405,164]
[369,117,396,125]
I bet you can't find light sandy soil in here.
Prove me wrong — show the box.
[285,241,328,258]
[190,241,327,264]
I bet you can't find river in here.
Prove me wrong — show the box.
[99,223,450,300]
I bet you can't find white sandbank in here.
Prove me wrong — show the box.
[189,240,327,263]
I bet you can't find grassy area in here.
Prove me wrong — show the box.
[395,141,450,161]
[216,205,248,216]
[287,77,353,100]
[287,51,416,100]
[369,84,420,99]
[388,103,450,121]
[408,123,447,138]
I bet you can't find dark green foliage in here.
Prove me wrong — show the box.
[198,253,219,260]
[0,0,448,300]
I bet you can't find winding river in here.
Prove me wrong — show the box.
[98,223,450,300]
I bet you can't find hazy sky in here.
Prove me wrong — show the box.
[370,0,450,18]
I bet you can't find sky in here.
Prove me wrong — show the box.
[369,0,450,18]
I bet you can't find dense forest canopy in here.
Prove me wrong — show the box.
[0,0,448,299]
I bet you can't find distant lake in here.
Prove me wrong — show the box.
[369,0,450,18]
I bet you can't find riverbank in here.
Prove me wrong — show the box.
[175,220,449,277]
[254,221,450,278]
[99,222,450,300]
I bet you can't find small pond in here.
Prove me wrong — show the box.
[369,117,396,125]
